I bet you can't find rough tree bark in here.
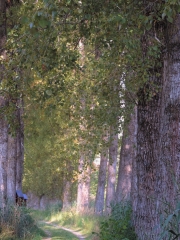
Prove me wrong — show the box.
[77,155,91,211]
[0,1,24,205]
[132,4,162,239]
[76,39,91,212]
[63,180,72,208]
[134,77,161,239]
[16,102,24,191]
[0,104,8,207]
[7,134,17,203]
[116,108,136,203]
[105,127,118,214]
[156,15,180,236]
[133,14,180,240]
[130,107,138,217]
[63,160,73,208]
[81,161,91,210]
[77,155,84,211]
[7,100,24,202]
[0,0,6,55]
[94,148,108,214]
[0,0,8,208]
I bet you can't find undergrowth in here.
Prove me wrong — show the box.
[159,200,180,240]
[32,202,137,240]
[0,204,45,240]
[32,205,101,239]
[98,202,137,240]
[52,207,100,236]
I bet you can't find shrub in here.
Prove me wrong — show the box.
[159,200,180,240]
[99,202,137,240]
[47,201,63,214]
[0,204,40,239]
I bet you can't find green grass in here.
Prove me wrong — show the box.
[38,221,80,239]
[31,206,101,240]
[31,225,47,240]
[50,208,100,239]
[0,205,46,240]
[0,202,100,239]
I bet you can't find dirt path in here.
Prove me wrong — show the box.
[54,225,86,239]
[41,221,87,240]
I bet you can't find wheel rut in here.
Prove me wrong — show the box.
[40,221,87,240]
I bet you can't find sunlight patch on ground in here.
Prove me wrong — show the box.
[39,221,85,240]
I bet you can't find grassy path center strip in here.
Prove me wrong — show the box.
[39,221,87,240]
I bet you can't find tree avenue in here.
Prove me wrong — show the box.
[0,0,24,206]
[1,0,180,239]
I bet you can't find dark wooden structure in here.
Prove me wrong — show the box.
[23,194,28,206]
[16,190,28,206]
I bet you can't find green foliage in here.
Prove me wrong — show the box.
[50,207,99,236]
[37,221,80,240]
[90,167,99,202]
[160,201,180,240]
[99,202,137,240]
[32,207,100,239]
[46,201,63,213]
[6,0,180,168]
[0,204,43,239]
[3,3,180,240]
[23,98,79,199]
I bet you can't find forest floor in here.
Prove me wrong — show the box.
[39,221,88,240]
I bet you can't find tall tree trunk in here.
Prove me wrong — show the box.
[105,127,118,214]
[130,106,138,217]
[77,154,84,211]
[16,102,24,190]
[0,0,6,58]
[0,106,8,208]
[134,77,161,240]
[7,134,17,203]
[94,148,108,214]
[132,4,162,239]
[0,0,8,208]
[77,155,91,211]
[81,162,91,210]
[1,0,24,198]
[116,108,137,202]
[156,15,180,236]
[63,160,73,208]
[63,180,72,208]
[76,38,92,212]
[133,15,180,240]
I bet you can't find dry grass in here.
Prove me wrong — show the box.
[0,204,43,240]
[0,224,14,240]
